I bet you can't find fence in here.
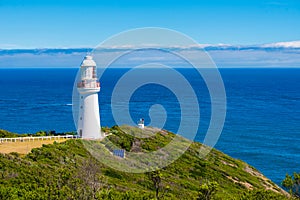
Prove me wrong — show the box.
[0,135,76,143]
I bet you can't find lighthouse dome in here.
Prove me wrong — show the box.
[81,55,96,67]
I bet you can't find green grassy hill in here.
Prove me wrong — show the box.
[0,126,289,199]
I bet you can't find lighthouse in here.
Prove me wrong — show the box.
[77,56,103,139]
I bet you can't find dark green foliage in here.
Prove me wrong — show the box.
[0,129,20,138]
[240,189,288,200]
[107,126,134,151]
[141,132,174,151]
[0,129,76,138]
[282,172,300,198]
[147,170,162,199]
[0,126,290,199]
[104,169,124,179]
[98,188,154,200]
[197,181,219,200]
[146,170,170,199]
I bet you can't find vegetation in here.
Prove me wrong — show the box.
[282,172,300,198]
[0,126,290,199]
[0,129,21,138]
[0,129,76,138]
[197,181,219,200]
[146,170,170,200]
[239,189,288,200]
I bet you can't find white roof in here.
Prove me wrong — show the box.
[81,55,96,67]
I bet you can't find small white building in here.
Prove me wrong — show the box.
[77,56,103,140]
[138,118,145,129]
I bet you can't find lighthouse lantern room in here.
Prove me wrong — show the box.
[77,56,103,139]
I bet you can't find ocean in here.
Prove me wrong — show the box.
[0,68,299,186]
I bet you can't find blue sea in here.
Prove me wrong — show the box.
[0,68,299,187]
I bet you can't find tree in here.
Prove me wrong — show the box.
[147,170,169,200]
[197,181,219,200]
[282,172,300,198]
[76,157,106,199]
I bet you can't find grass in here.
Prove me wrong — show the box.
[0,126,290,199]
[0,138,69,154]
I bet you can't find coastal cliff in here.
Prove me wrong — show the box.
[0,126,289,199]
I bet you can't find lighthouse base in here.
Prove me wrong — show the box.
[77,92,103,140]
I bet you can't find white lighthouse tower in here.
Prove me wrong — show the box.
[77,56,103,139]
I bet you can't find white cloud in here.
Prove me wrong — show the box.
[1,40,300,68]
[261,41,300,48]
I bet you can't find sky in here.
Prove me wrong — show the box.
[0,0,300,48]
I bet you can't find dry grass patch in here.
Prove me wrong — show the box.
[0,138,69,154]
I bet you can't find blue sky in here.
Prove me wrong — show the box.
[0,0,300,48]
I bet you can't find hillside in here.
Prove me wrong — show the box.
[0,126,289,199]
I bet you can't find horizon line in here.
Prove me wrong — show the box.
[1,40,300,51]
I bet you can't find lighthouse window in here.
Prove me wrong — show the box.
[86,67,91,78]
[81,96,83,99]
[92,66,97,78]
[80,106,83,109]
[80,117,82,120]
